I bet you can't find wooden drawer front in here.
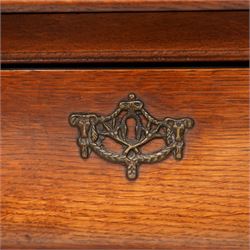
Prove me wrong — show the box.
[1,69,249,249]
[2,12,249,64]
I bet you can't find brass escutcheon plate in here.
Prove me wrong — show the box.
[69,93,194,180]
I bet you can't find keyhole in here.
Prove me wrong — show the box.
[126,118,136,140]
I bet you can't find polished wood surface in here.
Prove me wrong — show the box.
[2,11,249,64]
[1,69,249,250]
[2,0,249,13]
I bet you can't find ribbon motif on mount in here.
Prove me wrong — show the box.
[69,93,194,180]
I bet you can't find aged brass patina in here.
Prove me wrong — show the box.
[69,93,194,180]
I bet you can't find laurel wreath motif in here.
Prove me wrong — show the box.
[69,93,194,180]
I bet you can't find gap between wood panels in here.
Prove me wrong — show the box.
[1,61,249,70]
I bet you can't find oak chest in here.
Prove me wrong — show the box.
[1,1,249,249]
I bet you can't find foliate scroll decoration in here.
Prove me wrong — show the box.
[69,93,194,180]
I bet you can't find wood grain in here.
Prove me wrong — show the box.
[2,11,249,64]
[1,0,249,13]
[1,69,249,249]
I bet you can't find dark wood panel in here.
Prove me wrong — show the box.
[2,11,249,64]
[2,0,249,13]
[1,69,249,249]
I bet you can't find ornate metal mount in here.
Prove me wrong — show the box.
[69,93,194,180]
